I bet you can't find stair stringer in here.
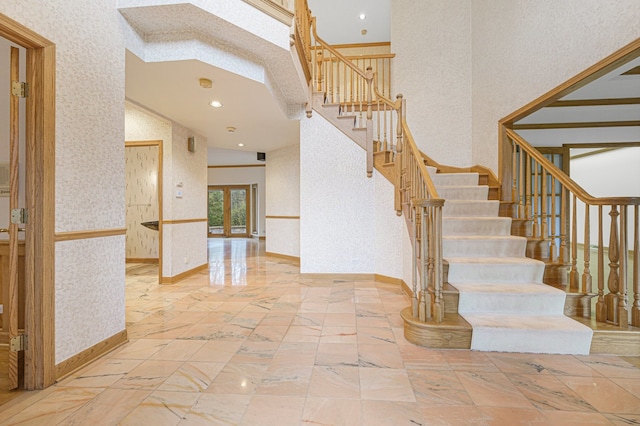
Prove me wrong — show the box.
[311,92,367,150]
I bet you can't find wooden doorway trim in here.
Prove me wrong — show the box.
[0,13,56,390]
[125,141,163,283]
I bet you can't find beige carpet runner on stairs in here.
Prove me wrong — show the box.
[429,168,593,354]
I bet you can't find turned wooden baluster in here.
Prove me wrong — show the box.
[525,154,532,225]
[511,140,517,204]
[549,175,557,261]
[632,205,640,327]
[365,67,374,178]
[433,201,444,323]
[606,205,620,324]
[560,186,568,265]
[394,95,404,215]
[541,168,548,247]
[316,50,323,92]
[618,206,628,327]
[596,206,606,322]
[533,160,539,237]
[570,195,579,292]
[420,204,429,322]
[582,204,592,294]
[518,147,525,218]
[412,205,418,318]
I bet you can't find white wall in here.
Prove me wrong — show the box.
[1,1,128,363]
[125,102,208,278]
[391,0,473,168]
[470,0,640,173]
[391,1,640,175]
[266,144,300,257]
[208,166,266,237]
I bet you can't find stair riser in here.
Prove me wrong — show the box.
[447,262,545,283]
[470,328,592,354]
[443,238,527,258]
[437,186,489,201]
[443,201,500,217]
[458,293,566,316]
[442,218,513,236]
[431,173,479,186]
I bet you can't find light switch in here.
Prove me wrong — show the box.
[176,190,183,198]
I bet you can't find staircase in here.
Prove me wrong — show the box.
[431,168,593,354]
[299,3,640,356]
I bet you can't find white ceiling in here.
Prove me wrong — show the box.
[308,0,391,45]
[125,52,300,154]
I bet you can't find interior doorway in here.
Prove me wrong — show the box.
[208,185,250,237]
[125,141,163,283]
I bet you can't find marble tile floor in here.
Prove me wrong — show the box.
[1,238,639,425]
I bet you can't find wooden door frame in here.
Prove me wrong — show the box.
[207,185,251,237]
[0,14,56,389]
[125,141,163,282]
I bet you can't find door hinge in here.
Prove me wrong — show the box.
[11,208,28,224]
[11,81,29,98]
[10,334,26,352]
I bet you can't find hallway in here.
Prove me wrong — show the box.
[0,238,639,425]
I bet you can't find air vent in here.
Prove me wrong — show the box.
[0,163,9,197]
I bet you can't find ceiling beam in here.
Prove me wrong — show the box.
[513,120,640,130]
[547,98,640,107]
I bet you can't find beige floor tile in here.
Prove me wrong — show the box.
[205,363,268,395]
[111,360,182,390]
[408,369,473,406]
[301,398,361,425]
[358,343,404,368]
[240,395,305,426]
[150,340,208,361]
[63,388,150,425]
[256,365,313,396]
[456,370,534,408]
[361,400,426,425]
[315,343,359,367]
[308,366,360,399]
[508,373,597,412]
[158,362,225,392]
[180,394,251,425]
[359,367,415,402]
[558,375,640,414]
[109,339,172,360]
[120,391,200,426]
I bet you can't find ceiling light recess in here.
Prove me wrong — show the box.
[237,143,245,147]
[199,78,213,89]
[359,13,366,20]
[210,100,223,108]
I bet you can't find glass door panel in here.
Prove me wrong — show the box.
[208,188,224,236]
[230,189,247,235]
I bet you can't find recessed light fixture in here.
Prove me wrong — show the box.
[226,126,236,133]
[237,143,245,147]
[359,13,366,20]
[361,29,367,35]
[210,100,223,108]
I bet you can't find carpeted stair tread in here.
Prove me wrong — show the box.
[446,257,545,283]
[443,217,513,236]
[430,172,479,187]
[451,281,566,315]
[442,200,500,217]
[437,186,489,200]
[443,235,527,257]
[461,313,593,354]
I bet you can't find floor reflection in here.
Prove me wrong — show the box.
[208,238,264,287]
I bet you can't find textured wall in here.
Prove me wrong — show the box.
[391,0,472,168]
[265,144,300,256]
[124,102,208,278]
[471,0,640,173]
[208,166,266,237]
[1,1,127,364]
[374,174,404,279]
[300,114,376,273]
[125,146,159,259]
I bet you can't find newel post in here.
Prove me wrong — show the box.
[365,66,374,178]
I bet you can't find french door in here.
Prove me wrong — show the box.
[208,185,250,237]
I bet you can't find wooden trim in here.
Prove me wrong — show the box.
[570,148,620,160]
[322,53,396,61]
[312,41,391,50]
[622,66,640,75]
[160,263,208,284]
[265,215,300,219]
[500,37,640,126]
[55,329,128,380]
[163,218,207,225]
[374,273,403,286]
[0,13,57,390]
[126,141,163,286]
[125,258,159,264]
[264,251,300,264]
[548,97,640,107]
[240,0,294,25]
[300,273,375,280]
[563,141,640,149]
[54,228,127,242]
[513,120,640,130]
[208,164,265,168]
[251,235,266,241]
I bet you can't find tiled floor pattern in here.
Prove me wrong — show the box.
[0,238,639,425]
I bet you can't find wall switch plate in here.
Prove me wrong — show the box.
[176,190,183,198]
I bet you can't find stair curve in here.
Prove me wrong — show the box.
[435,171,593,354]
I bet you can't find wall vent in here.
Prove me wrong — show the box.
[0,163,10,197]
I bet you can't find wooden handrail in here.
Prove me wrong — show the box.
[320,53,397,61]
[402,119,440,198]
[506,129,640,206]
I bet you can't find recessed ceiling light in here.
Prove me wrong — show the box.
[237,143,245,147]
[226,126,236,133]
[210,100,223,108]
[361,29,367,35]
[199,78,212,89]
[359,13,366,20]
